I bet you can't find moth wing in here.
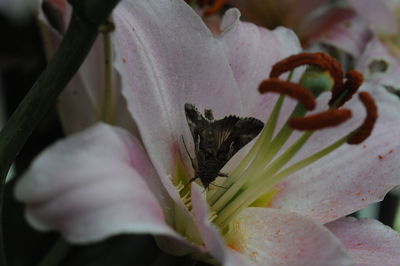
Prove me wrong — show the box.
[184,103,205,153]
[213,116,264,158]
[212,116,240,149]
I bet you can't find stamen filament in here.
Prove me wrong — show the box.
[208,102,307,211]
[271,134,349,180]
[207,95,285,203]
[214,131,314,226]
[216,132,353,228]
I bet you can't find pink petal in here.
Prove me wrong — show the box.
[37,0,136,134]
[318,16,371,57]
[327,217,400,266]
[57,38,137,135]
[270,82,400,224]
[218,9,301,119]
[348,0,399,36]
[356,38,400,88]
[15,123,178,243]
[191,184,257,265]
[225,207,354,265]
[112,0,243,205]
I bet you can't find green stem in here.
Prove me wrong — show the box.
[100,24,116,123]
[0,1,120,266]
[37,239,70,266]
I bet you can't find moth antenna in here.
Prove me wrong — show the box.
[181,135,196,170]
[209,183,227,190]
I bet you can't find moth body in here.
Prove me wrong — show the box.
[184,103,264,189]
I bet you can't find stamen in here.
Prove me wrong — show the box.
[347,92,378,144]
[259,78,316,110]
[182,191,192,209]
[176,182,185,193]
[204,0,228,16]
[329,70,364,107]
[288,109,352,131]
[270,53,343,93]
[208,211,218,222]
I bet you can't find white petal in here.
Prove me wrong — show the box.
[225,208,354,266]
[15,123,178,243]
[327,217,400,266]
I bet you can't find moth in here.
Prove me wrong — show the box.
[184,103,264,189]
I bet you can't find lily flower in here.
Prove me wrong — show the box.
[15,0,400,265]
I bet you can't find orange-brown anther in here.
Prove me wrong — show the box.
[270,53,344,93]
[347,92,378,145]
[329,70,364,107]
[204,0,228,16]
[288,109,352,131]
[259,78,316,110]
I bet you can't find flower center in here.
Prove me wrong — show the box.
[204,52,378,229]
[171,53,378,242]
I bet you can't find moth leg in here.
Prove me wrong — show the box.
[209,182,227,190]
[181,135,196,170]
[218,172,229,178]
[183,175,198,191]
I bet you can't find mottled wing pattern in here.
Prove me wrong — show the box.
[184,103,264,188]
[213,116,264,159]
[212,116,241,149]
[184,103,205,153]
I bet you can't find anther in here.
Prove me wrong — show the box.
[288,109,352,131]
[176,182,185,192]
[347,92,378,144]
[270,53,343,93]
[329,70,364,107]
[208,212,218,222]
[259,78,316,110]
[204,0,228,16]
